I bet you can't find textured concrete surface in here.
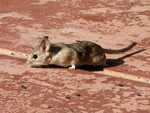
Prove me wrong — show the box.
[0,0,150,113]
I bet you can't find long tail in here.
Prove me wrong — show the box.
[103,42,137,54]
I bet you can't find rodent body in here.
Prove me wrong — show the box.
[27,36,137,69]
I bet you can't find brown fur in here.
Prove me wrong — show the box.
[27,36,137,69]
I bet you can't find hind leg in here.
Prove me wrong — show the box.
[92,54,106,67]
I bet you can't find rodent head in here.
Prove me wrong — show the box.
[27,36,51,67]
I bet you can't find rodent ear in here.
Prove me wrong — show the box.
[39,36,49,44]
[39,36,50,52]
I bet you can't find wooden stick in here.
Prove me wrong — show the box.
[0,48,27,59]
[0,48,150,84]
[93,69,150,84]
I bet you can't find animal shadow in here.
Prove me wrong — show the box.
[79,49,146,71]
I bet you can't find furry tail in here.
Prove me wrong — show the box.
[103,42,137,54]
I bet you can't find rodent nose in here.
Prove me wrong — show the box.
[26,60,32,65]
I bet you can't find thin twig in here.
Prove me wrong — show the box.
[0,48,28,59]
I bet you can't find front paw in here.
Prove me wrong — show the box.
[69,65,76,70]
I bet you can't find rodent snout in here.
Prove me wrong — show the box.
[26,60,32,65]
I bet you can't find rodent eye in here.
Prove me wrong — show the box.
[33,54,38,59]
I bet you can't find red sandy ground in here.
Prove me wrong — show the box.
[0,0,150,113]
